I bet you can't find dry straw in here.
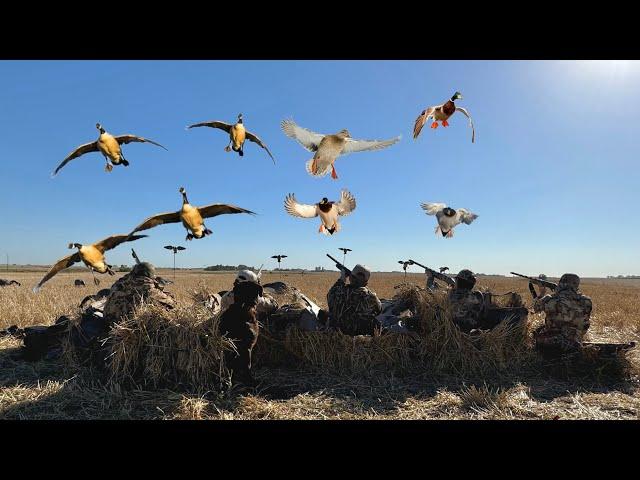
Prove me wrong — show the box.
[65,302,236,390]
[61,284,635,390]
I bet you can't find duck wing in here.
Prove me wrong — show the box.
[420,202,446,216]
[284,193,318,218]
[454,107,475,143]
[336,190,356,216]
[342,135,400,154]
[456,208,478,225]
[413,107,436,139]
[281,119,325,152]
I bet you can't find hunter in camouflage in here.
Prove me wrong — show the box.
[447,269,487,333]
[220,269,278,319]
[532,273,592,355]
[103,262,176,323]
[327,264,382,335]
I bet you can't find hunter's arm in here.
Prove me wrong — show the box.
[533,294,551,313]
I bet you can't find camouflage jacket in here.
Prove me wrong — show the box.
[448,288,485,332]
[533,287,592,342]
[327,278,382,336]
[103,273,176,323]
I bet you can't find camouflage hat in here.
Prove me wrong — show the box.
[132,262,156,278]
[559,273,580,290]
[351,264,371,283]
[237,269,259,284]
[456,269,475,282]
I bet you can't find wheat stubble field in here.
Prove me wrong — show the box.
[1,269,639,420]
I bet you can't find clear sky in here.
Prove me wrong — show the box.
[0,61,638,277]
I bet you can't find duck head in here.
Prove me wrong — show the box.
[337,129,351,139]
[237,113,243,124]
[68,243,83,250]
[96,123,106,134]
[443,207,457,217]
[319,197,332,212]
[450,92,463,102]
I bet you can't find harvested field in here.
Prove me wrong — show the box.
[1,270,639,419]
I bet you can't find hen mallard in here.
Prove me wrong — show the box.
[281,119,400,180]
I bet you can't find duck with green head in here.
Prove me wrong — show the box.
[413,92,475,143]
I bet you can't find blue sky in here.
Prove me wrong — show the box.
[0,60,638,277]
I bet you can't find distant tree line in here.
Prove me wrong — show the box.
[204,264,254,272]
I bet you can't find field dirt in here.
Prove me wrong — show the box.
[1,270,639,420]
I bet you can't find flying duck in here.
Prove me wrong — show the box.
[128,187,255,241]
[413,92,475,143]
[281,119,400,180]
[187,114,275,164]
[284,190,356,235]
[33,234,147,292]
[421,202,478,238]
[52,123,167,176]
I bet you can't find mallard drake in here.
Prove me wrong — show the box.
[281,119,400,180]
[52,123,167,176]
[421,202,478,238]
[284,190,356,235]
[128,187,255,241]
[413,92,475,143]
[33,234,147,292]
[187,114,275,164]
